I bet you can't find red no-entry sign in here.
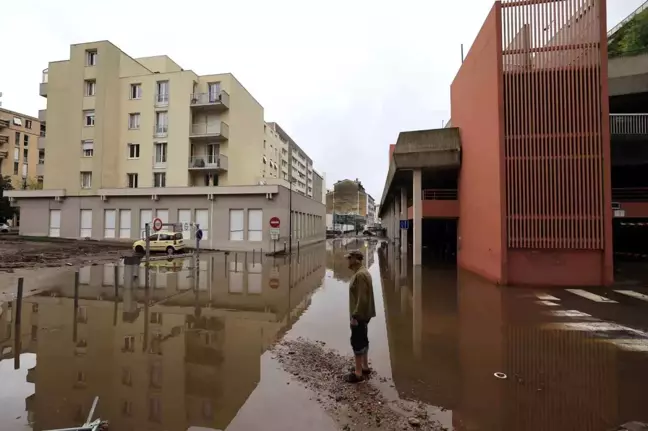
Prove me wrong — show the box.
[269,217,280,228]
[152,218,163,231]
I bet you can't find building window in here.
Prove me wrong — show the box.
[127,173,138,188]
[128,113,140,130]
[229,209,244,241]
[130,83,142,99]
[80,209,92,237]
[80,172,92,189]
[21,163,27,178]
[248,209,262,242]
[153,172,166,188]
[14,132,20,146]
[123,335,135,352]
[12,117,22,127]
[25,119,32,129]
[155,111,168,135]
[86,50,97,66]
[23,148,28,160]
[84,110,95,127]
[81,140,94,157]
[154,142,167,165]
[13,162,18,175]
[84,80,96,96]
[149,397,161,423]
[127,143,140,159]
[23,135,29,147]
[156,81,169,104]
[38,149,45,164]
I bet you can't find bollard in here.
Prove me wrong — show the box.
[15,278,24,326]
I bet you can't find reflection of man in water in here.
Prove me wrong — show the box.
[345,250,376,383]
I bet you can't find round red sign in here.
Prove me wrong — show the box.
[152,218,163,231]
[269,278,280,289]
[269,217,280,228]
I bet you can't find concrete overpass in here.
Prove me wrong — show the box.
[379,128,461,266]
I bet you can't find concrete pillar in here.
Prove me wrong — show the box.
[413,169,422,266]
[412,265,422,360]
[400,187,408,254]
[393,200,398,244]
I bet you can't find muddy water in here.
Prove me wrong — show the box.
[1,239,648,430]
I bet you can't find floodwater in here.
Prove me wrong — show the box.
[1,239,648,430]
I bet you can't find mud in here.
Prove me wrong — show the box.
[272,338,446,431]
[0,237,129,271]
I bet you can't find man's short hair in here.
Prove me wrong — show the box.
[345,250,364,260]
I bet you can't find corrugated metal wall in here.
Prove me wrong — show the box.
[501,0,608,249]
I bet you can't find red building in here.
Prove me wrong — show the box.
[379,0,616,287]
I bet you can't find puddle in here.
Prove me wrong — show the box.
[1,239,648,430]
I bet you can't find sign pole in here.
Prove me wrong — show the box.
[145,223,151,262]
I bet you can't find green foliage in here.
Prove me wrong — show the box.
[609,8,648,58]
[0,175,17,223]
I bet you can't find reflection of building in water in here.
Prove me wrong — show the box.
[18,245,325,431]
[379,245,648,431]
[377,245,460,410]
[326,239,377,280]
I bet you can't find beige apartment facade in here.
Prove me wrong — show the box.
[8,41,325,248]
[0,108,45,188]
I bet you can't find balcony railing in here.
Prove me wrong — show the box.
[189,154,228,171]
[422,189,458,200]
[190,121,229,140]
[38,136,46,149]
[612,188,648,202]
[0,119,9,129]
[154,124,168,138]
[41,68,48,83]
[155,93,169,106]
[0,135,8,144]
[190,91,230,110]
[0,150,8,159]
[610,114,648,135]
[39,69,48,97]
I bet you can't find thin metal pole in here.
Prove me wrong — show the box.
[14,277,23,370]
[73,271,79,343]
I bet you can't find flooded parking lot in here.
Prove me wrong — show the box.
[1,239,648,430]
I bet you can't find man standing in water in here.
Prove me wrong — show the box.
[345,250,376,383]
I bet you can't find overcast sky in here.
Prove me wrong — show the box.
[0,0,643,200]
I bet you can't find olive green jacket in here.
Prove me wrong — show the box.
[349,266,376,321]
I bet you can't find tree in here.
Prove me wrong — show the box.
[0,175,17,223]
[22,177,43,190]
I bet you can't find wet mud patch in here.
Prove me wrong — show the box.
[273,338,446,431]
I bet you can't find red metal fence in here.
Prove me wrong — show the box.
[501,0,608,249]
[611,188,648,202]
[422,189,458,200]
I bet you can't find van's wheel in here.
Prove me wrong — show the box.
[166,246,175,256]
[135,245,144,254]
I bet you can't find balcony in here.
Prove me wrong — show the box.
[0,150,7,159]
[610,114,648,137]
[188,154,228,171]
[190,91,230,112]
[155,93,169,107]
[38,109,46,122]
[0,135,8,144]
[154,124,168,139]
[423,189,458,200]
[190,121,229,142]
[39,69,48,97]
[0,118,9,129]
[38,135,46,149]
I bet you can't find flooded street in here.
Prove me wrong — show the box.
[1,239,648,430]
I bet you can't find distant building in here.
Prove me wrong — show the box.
[326,178,371,230]
[0,107,45,189]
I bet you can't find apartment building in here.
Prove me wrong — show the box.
[7,41,325,250]
[266,122,318,198]
[0,108,45,188]
[367,194,376,227]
